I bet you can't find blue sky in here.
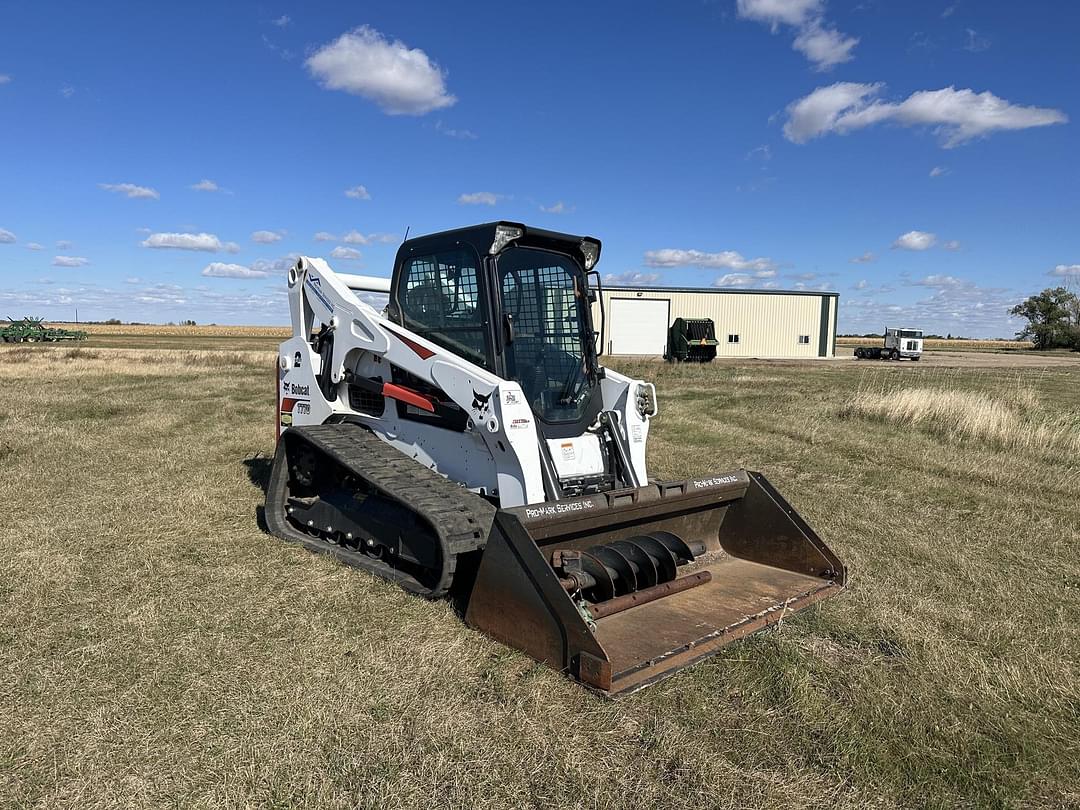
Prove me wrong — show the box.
[1,0,1077,336]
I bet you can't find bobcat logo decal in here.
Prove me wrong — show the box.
[472,388,492,415]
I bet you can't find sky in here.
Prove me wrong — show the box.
[0,0,1077,337]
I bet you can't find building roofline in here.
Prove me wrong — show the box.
[603,285,839,298]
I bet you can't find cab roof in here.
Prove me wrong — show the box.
[396,221,601,267]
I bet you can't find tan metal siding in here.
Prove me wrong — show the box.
[593,289,837,359]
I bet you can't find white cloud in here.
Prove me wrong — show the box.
[330,246,362,260]
[314,231,337,242]
[784,83,1067,147]
[342,230,369,245]
[53,255,89,267]
[99,182,160,200]
[56,240,73,250]
[458,191,499,205]
[1049,264,1080,278]
[262,34,294,62]
[435,120,478,140]
[841,277,1025,338]
[271,14,291,27]
[910,274,964,288]
[0,281,290,325]
[746,144,772,161]
[893,230,937,251]
[60,85,75,98]
[942,4,958,18]
[251,230,283,244]
[714,273,755,287]
[201,262,268,279]
[737,0,857,70]
[793,21,858,70]
[853,279,869,290]
[929,166,949,178]
[850,251,876,263]
[603,271,662,286]
[26,242,44,251]
[125,277,141,284]
[250,254,300,275]
[540,201,574,214]
[964,28,991,53]
[943,240,961,251]
[0,228,15,244]
[344,185,371,200]
[644,248,777,273]
[0,74,11,84]
[191,179,221,192]
[737,0,822,29]
[141,232,239,253]
[305,26,456,116]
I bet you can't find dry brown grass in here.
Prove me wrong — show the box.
[839,382,1080,454]
[42,322,292,337]
[836,336,1035,350]
[2,345,1078,808]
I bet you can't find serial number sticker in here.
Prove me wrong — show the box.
[692,475,740,489]
[630,424,643,443]
[524,500,595,519]
[510,418,531,429]
[560,442,575,461]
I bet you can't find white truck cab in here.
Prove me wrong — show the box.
[854,326,923,361]
[885,327,923,360]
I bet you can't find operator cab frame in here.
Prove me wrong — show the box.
[386,222,605,439]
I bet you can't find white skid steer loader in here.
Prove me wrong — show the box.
[267,222,846,695]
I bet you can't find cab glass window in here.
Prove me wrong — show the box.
[399,248,490,368]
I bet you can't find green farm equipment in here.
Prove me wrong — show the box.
[667,317,718,362]
[1,316,87,343]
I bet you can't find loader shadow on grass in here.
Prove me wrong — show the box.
[243,454,273,532]
[243,453,273,493]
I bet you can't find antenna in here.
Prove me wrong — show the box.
[402,225,410,244]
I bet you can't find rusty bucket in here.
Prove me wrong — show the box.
[464,470,846,696]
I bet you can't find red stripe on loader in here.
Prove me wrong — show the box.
[385,327,436,359]
[382,382,437,413]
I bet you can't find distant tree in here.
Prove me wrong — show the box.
[1010,287,1080,350]
[181,319,197,326]
[104,318,122,325]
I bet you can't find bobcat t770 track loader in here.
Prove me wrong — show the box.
[266,222,846,695]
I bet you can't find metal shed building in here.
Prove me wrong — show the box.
[592,286,838,359]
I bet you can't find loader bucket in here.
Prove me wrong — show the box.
[464,470,845,696]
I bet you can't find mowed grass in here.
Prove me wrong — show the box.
[2,346,1079,809]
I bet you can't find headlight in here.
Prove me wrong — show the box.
[490,224,524,255]
[580,239,599,270]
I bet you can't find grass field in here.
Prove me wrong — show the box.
[836,336,1036,351]
[2,344,1079,808]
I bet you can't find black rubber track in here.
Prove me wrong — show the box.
[266,423,496,598]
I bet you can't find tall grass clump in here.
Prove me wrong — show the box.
[840,383,1080,454]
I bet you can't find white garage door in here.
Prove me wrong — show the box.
[608,298,669,355]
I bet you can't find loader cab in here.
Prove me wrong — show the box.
[387,222,604,438]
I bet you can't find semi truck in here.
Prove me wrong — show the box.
[854,327,923,361]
